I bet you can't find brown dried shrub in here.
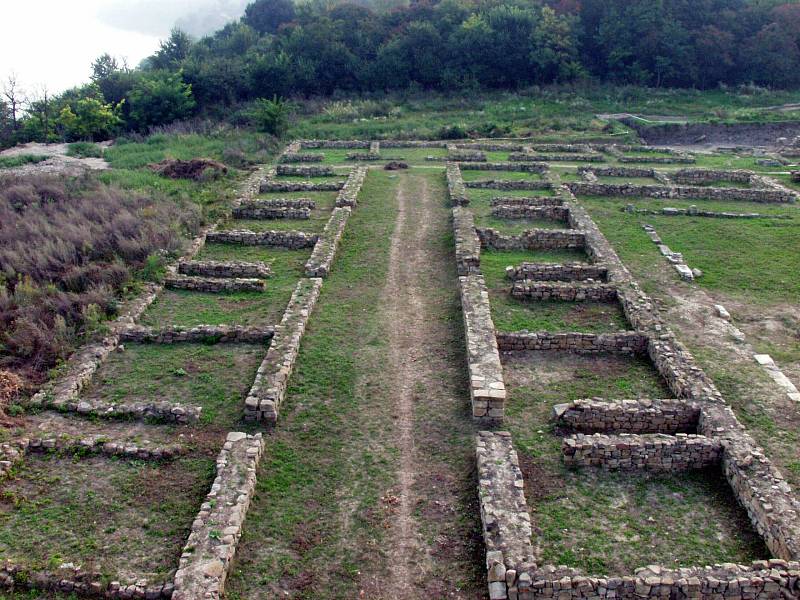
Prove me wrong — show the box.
[148,158,228,181]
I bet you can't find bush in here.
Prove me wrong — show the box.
[249,96,290,136]
[0,174,200,382]
[66,142,103,158]
[127,72,196,132]
[0,155,50,170]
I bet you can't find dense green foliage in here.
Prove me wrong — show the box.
[4,0,800,149]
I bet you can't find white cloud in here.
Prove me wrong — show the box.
[0,0,246,95]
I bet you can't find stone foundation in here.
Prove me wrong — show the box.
[510,152,603,162]
[490,196,564,207]
[447,162,469,206]
[178,259,271,279]
[259,179,344,193]
[206,229,318,249]
[172,432,264,600]
[236,197,316,210]
[275,164,335,177]
[279,153,324,163]
[244,278,323,423]
[477,227,586,251]
[497,331,647,355]
[466,180,553,191]
[671,168,754,186]
[120,324,275,345]
[510,281,618,302]
[505,263,607,283]
[232,205,311,220]
[623,203,790,219]
[165,275,266,293]
[335,166,368,208]
[458,162,549,174]
[553,399,700,434]
[491,205,570,223]
[459,275,507,422]
[562,433,722,472]
[567,182,797,203]
[305,207,351,277]
[453,206,482,275]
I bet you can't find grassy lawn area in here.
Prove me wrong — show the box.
[0,454,214,583]
[81,343,264,428]
[461,169,542,182]
[577,195,800,303]
[499,351,766,573]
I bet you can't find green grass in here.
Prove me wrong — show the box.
[66,141,103,158]
[140,246,308,327]
[597,176,660,185]
[81,343,264,428]
[223,191,336,234]
[499,351,766,573]
[226,170,484,598]
[0,154,49,169]
[481,251,628,333]
[577,195,800,303]
[0,454,214,583]
[466,187,566,234]
[461,169,541,182]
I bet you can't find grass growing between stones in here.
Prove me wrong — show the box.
[140,246,308,328]
[480,249,626,333]
[225,169,484,599]
[577,195,800,303]
[81,343,264,428]
[500,352,767,573]
[460,170,542,182]
[0,454,215,583]
[221,192,336,234]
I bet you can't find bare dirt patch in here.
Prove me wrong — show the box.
[0,142,109,175]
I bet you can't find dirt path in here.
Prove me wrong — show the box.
[373,172,483,599]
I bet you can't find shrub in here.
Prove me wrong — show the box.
[66,142,103,158]
[0,155,50,170]
[249,96,290,136]
[127,72,196,132]
[0,174,200,382]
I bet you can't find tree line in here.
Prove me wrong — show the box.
[3,0,800,146]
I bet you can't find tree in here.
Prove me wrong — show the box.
[91,53,120,81]
[530,7,584,83]
[2,74,23,132]
[57,94,123,141]
[249,96,290,135]
[150,28,192,70]
[127,72,196,131]
[244,0,296,34]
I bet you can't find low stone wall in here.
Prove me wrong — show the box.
[466,180,553,191]
[244,278,323,423]
[567,181,797,203]
[236,197,316,210]
[347,152,380,161]
[459,275,507,422]
[232,205,311,220]
[477,227,586,251]
[457,142,525,151]
[259,179,344,193]
[506,263,608,283]
[206,229,318,249]
[447,145,486,162]
[490,196,563,207]
[510,152,603,162]
[458,162,548,174]
[603,144,696,164]
[531,144,593,153]
[553,398,700,434]
[491,205,570,222]
[178,259,271,279]
[562,433,722,472]
[577,165,657,179]
[275,164,335,177]
[335,166,368,208]
[623,203,791,219]
[671,168,753,185]
[165,275,266,293]
[497,331,647,355]
[475,431,536,600]
[453,206,481,275]
[279,153,324,163]
[511,281,618,302]
[0,562,174,598]
[24,286,160,416]
[172,432,264,600]
[503,562,800,599]
[305,207,351,277]
[120,324,275,345]
[447,162,469,206]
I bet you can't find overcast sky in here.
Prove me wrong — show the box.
[0,0,248,95]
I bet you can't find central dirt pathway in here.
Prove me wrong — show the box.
[370,172,483,598]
